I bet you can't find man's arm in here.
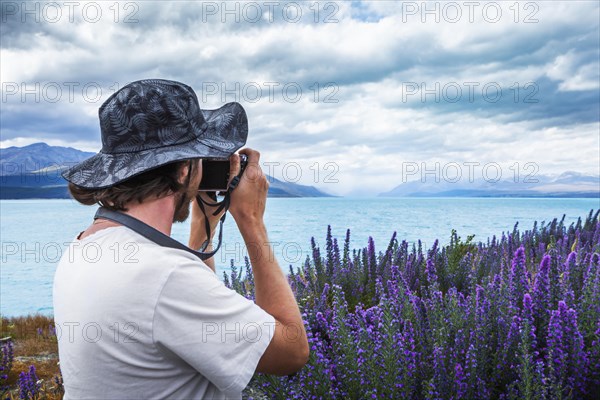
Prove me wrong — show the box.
[229,149,310,376]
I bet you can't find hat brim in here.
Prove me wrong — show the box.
[62,102,248,189]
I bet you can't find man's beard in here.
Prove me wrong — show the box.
[172,161,199,223]
[172,187,195,223]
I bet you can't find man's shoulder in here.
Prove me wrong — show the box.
[116,226,212,268]
[62,225,212,273]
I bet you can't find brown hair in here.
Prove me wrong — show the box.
[68,160,199,211]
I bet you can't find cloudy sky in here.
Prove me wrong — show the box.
[1,0,598,195]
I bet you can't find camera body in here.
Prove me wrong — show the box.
[198,154,248,192]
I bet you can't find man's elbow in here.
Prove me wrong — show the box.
[296,342,310,370]
[291,341,310,373]
[279,342,310,376]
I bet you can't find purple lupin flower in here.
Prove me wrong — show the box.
[244,256,255,300]
[547,304,566,379]
[532,255,552,351]
[0,339,14,391]
[311,236,325,292]
[560,251,576,307]
[425,257,439,292]
[387,265,401,300]
[563,305,588,395]
[509,246,529,312]
[401,320,418,395]
[375,277,386,304]
[315,311,328,333]
[318,283,330,315]
[367,236,376,266]
[332,237,341,275]
[517,293,544,399]
[469,286,493,396]
[565,250,577,268]
[547,251,563,307]
[18,364,40,399]
[387,267,408,336]
[580,254,600,342]
[522,294,537,348]
[342,229,351,269]
[352,309,369,391]
[328,285,356,398]
[546,301,588,397]
[366,236,377,298]
[465,335,489,399]
[427,345,448,400]
[325,225,335,279]
[475,285,490,323]
[453,363,468,399]
[500,315,521,384]
[589,320,600,389]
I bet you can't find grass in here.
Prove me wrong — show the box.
[0,314,63,399]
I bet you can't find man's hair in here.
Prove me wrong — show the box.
[68,160,198,211]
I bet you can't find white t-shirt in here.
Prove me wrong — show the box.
[53,225,275,399]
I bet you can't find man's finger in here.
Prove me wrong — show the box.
[229,153,241,183]
[239,148,260,164]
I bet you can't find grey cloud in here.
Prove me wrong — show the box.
[1,1,598,194]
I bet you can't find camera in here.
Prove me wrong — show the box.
[198,154,248,192]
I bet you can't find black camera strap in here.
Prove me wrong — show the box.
[194,174,242,252]
[92,175,242,262]
[94,206,216,261]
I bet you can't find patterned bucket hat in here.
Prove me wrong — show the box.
[61,79,248,189]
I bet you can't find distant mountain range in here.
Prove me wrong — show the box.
[0,143,333,199]
[1,143,97,172]
[380,171,600,198]
[3,143,598,199]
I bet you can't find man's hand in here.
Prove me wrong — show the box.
[228,149,269,227]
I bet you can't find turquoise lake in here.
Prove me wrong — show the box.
[1,197,598,317]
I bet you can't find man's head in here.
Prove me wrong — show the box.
[61,79,247,219]
[68,158,202,223]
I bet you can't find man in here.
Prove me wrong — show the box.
[53,79,309,399]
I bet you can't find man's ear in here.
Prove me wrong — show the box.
[177,160,192,185]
